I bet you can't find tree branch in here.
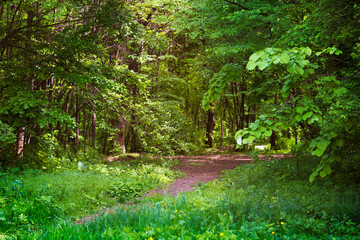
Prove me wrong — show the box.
[223,0,269,16]
[223,0,250,11]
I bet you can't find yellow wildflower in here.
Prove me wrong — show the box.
[175,209,178,213]
[271,231,275,234]
[220,233,224,237]
[149,238,153,240]
[281,222,284,225]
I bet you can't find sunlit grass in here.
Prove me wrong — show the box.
[10,155,360,239]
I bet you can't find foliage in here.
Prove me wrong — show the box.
[0,159,180,237]
[135,100,201,155]
[18,157,360,239]
[185,0,360,179]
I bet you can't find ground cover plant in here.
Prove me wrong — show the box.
[12,156,360,240]
[0,155,181,239]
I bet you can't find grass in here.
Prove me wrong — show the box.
[0,157,181,238]
[1,154,360,239]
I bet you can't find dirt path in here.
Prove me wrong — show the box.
[76,154,284,224]
[146,154,284,196]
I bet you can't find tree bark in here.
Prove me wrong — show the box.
[116,117,126,154]
[75,94,80,146]
[92,112,96,147]
[205,110,215,148]
[17,127,25,157]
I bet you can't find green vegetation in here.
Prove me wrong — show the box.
[5,157,357,239]
[0,156,181,238]
[1,0,360,239]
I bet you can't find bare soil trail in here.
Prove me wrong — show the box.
[75,153,284,224]
[146,154,284,196]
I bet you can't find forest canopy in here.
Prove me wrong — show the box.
[1,0,359,180]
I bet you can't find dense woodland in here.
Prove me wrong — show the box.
[1,0,360,238]
[1,0,360,176]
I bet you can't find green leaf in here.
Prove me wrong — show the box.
[213,93,221,101]
[264,130,272,137]
[295,106,308,114]
[282,84,291,93]
[302,111,313,120]
[282,90,290,98]
[257,61,268,70]
[273,58,280,64]
[309,169,319,182]
[246,61,257,70]
[295,64,304,75]
[333,87,347,96]
[254,130,262,138]
[304,48,312,56]
[249,52,262,62]
[250,123,259,130]
[258,126,266,132]
[279,54,290,64]
[244,135,255,144]
[313,148,325,157]
[296,59,309,68]
[317,139,330,151]
[295,114,302,122]
[309,139,317,149]
[287,64,295,74]
[235,130,242,140]
[335,139,344,147]
[319,164,332,178]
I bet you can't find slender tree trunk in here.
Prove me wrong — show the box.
[205,110,215,148]
[128,56,140,153]
[252,105,257,122]
[92,112,96,147]
[247,105,251,128]
[270,132,276,150]
[17,127,25,157]
[270,94,278,149]
[239,92,245,130]
[83,110,87,154]
[75,94,80,146]
[116,117,126,154]
[130,111,137,153]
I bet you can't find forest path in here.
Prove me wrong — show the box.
[145,154,284,197]
[75,153,283,224]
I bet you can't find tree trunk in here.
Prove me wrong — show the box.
[116,117,126,154]
[92,112,96,147]
[239,92,245,130]
[17,127,25,157]
[205,110,215,148]
[83,110,87,154]
[270,131,277,150]
[270,94,278,149]
[75,94,80,146]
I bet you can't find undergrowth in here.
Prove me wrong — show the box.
[0,156,181,238]
[8,155,359,239]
